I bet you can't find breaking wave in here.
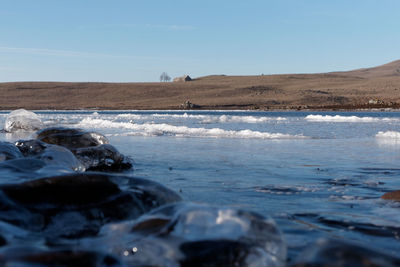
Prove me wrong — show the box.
[200,115,286,123]
[116,113,286,124]
[77,118,306,139]
[305,115,398,122]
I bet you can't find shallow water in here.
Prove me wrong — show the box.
[1,110,400,261]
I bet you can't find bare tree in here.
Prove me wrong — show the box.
[160,72,171,82]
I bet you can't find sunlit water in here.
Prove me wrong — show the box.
[1,110,400,260]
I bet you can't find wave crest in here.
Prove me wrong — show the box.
[77,118,306,139]
[305,115,397,122]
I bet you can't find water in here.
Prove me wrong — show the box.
[1,110,400,261]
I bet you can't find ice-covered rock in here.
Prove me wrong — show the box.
[35,127,133,172]
[37,127,109,149]
[94,203,286,267]
[4,109,44,132]
[73,144,132,171]
[15,139,85,172]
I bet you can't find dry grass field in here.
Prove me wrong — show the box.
[1,60,400,110]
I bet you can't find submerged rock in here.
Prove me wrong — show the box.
[381,190,400,201]
[37,127,109,149]
[0,173,181,238]
[94,203,286,267]
[5,109,44,132]
[0,142,23,162]
[291,239,400,267]
[73,144,132,171]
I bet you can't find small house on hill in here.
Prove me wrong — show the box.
[173,75,192,82]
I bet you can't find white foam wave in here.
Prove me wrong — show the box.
[201,115,286,123]
[77,118,306,139]
[116,113,286,124]
[376,131,400,139]
[305,114,397,122]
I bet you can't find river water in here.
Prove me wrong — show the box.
[1,110,400,263]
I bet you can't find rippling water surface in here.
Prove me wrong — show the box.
[1,110,400,260]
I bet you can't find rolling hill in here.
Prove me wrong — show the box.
[1,60,400,110]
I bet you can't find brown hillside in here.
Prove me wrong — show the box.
[1,60,400,110]
[333,60,400,78]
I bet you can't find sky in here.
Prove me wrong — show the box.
[0,0,399,82]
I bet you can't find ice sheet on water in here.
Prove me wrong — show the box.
[305,114,398,122]
[77,118,307,139]
[4,109,44,132]
[376,131,400,139]
[376,131,400,145]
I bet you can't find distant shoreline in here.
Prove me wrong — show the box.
[1,60,399,111]
[1,106,400,112]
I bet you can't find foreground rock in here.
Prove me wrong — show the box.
[90,203,286,267]
[4,109,44,132]
[381,190,400,201]
[291,239,400,267]
[0,173,181,239]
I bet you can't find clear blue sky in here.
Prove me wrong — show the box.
[1,0,399,82]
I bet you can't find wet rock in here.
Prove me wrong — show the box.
[0,173,181,238]
[73,144,132,171]
[381,190,400,201]
[0,142,23,162]
[291,239,400,267]
[5,109,44,132]
[15,139,85,172]
[95,203,286,267]
[293,213,400,239]
[0,249,122,267]
[37,127,109,150]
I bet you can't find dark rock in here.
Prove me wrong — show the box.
[291,239,400,267]
[0,249,122,267]
[94,203,286,267]
[15,139,48,157]
[73,144,132,171]
[382,190,400,201]
[181,100,200,109]
[0,142,23,162]
[180,240,251,267]
[0,173,181,238]
[37,127,109,149]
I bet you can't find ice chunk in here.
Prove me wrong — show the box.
[4,109,43,132]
